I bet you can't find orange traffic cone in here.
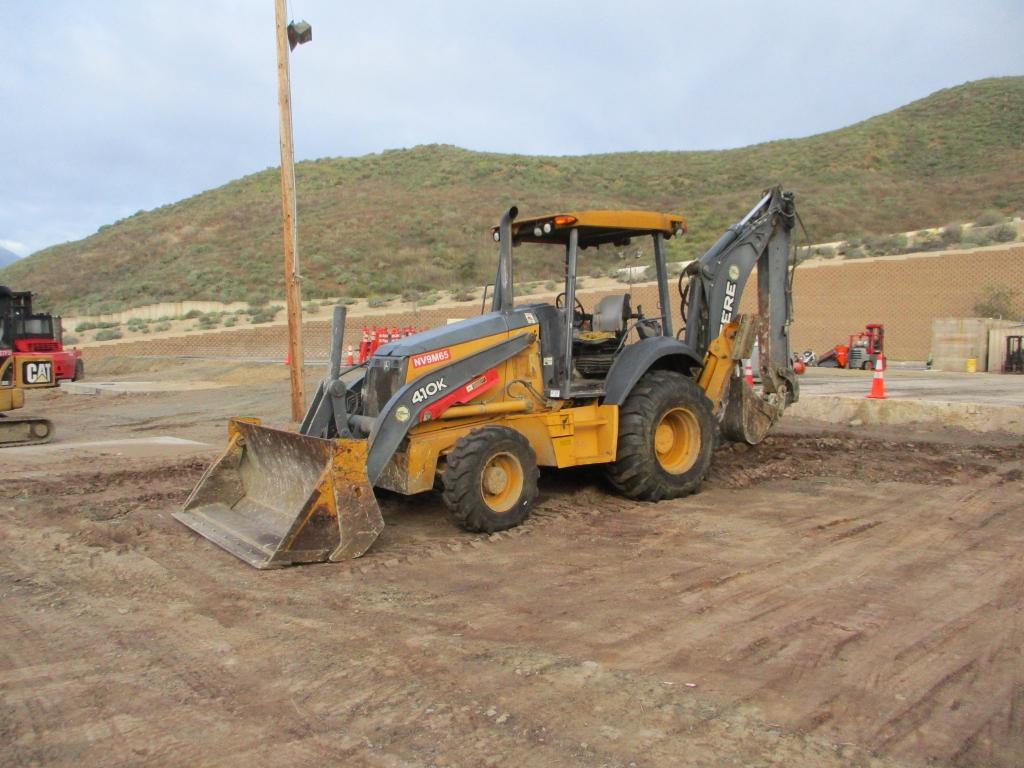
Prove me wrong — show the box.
[345,345,355,366]
[284,349,291,366]
[866,355,886,399]
[744,359,754,387]
[359,327,370,363]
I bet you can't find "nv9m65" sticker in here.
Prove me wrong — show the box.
[411,348,451,369]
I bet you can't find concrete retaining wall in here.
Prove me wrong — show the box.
[81,243,1024,364]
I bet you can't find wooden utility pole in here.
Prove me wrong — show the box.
[275,0,305,421]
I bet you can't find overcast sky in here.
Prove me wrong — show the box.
[1,0,1021,258]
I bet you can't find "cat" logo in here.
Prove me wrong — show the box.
[23,361,54,385]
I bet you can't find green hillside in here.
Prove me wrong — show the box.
[4,77,1023,314]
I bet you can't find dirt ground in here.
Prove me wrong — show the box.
[2,360,1022,767]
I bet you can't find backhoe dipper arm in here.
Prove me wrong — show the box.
[681,186,797,393]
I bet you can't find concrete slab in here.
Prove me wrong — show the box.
[798,367,1024,406]
[61,380,229,395]
[4,436,210,457]
[790,395,1024,434]
[787,368,1024,433]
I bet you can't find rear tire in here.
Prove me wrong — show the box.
[605,370,714,501]
[442,426,539,533]
[73,359,85,381]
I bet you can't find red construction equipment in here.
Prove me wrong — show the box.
[818,324,885,370]
[866,355,887,399]
[1,286,83,382]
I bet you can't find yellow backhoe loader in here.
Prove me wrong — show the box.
[176,188,801,568]
[0,352,56,446]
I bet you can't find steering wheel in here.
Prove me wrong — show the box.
[555,292,587,328]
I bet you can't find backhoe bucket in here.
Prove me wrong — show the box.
[174,419,383,569]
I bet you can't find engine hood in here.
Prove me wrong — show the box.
[373,306,545,359]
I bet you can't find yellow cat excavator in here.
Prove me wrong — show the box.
[0,353,56,446]
[176,187,800,568]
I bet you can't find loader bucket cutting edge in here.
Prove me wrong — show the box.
[174,419,384,569]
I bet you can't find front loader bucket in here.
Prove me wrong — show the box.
[174,419,383,569]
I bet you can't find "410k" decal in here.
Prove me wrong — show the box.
[410,377,448,404]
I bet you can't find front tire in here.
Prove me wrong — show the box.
[442,426,539,533]
[605,370,714,501]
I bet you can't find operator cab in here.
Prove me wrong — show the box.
[0,286,57,353]
[491,210,686,398]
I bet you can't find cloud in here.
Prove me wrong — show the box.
[1,0,1021,257]
[0,240,28,257]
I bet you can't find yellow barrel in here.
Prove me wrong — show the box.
[966,357,977,373]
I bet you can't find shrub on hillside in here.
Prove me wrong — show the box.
[973,285,1020,319]
[74,320,119,333]
[940,223,963,244]
[975,209,1006,227]
[247,292,270,307]
[913,232,945,251]
[992,224,1017,243]
[153,322,171,332]
[248,306,281,324]
[367,296,390,308]
[183,309,203,319]
[963,229,995,247]
[453,289,475,302]
[864,233,907,256]
[95,329,123,342]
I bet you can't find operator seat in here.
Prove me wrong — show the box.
[571,293,632,381]
[591,294,631,334]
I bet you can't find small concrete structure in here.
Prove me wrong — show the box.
[3,436,209,457]
[61,380,228,396]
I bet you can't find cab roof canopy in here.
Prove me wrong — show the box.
[501,210,687,248]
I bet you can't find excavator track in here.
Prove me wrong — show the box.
[0,415,55,447]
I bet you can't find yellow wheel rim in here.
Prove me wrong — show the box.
[480,452,524,514]
[654,407,701,474]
